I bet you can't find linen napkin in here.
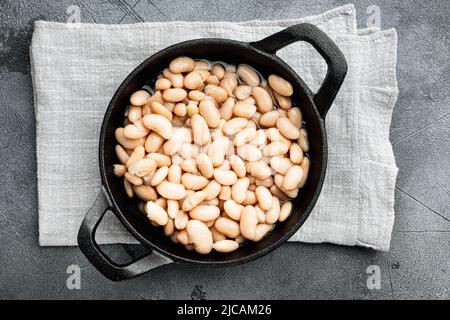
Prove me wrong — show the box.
[31,4,398,250]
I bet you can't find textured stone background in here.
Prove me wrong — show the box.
[0,0,448,299]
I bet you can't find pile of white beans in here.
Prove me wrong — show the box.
[113,56,310,254]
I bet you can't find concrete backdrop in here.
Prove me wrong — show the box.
[0,0,448,299]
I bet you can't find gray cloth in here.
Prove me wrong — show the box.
[31,4,398,250]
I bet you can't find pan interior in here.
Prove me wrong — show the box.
[101,39,326,264]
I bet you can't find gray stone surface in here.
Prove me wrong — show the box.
[0,0,448,299]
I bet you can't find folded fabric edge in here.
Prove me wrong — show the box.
[288,28,399,251]
[357,27,381,36]
[356,28,399,251]
[356,161,398,251]
[39,234,139,246]
[360,28,398,91]
[32,4,356,31]
[30,45,49,249]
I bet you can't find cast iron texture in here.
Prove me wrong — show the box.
[77,23,347,281]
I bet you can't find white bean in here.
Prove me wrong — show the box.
[219,185,232,200]
[169,56,195,74]
[240,205,258,240]
[182,191,208,211]
[176,230,189,245]
[130,90,150,106]
[174,210,189,229]
[167,199,179,219]
[255,186,273,211]
[181,173,209,190]
[162,88,187,102]
[298,128,309,152]
[214,169,238,186]
[199,100,221,128]
[252,86,273,113]
[283,165,304,191]
[168,164,182,183]
[124,121,149,139]
[126,145,145,168]
[191,114,211,146]
[234,85,252,100]
[186,220,213,254]
[155,78,171,91]
[142,114,173,139]
[128,105,142,123]
[273,91,292,110]
[133,185,157,201]
[184,71,204,90]
[229,154,246,178]
[145,201,168,226]
[233,127,256,147]
[150,101,173,121]
[223,117,248,135]
[259,110,279,127]
[277,117,301,140]
[150,166,169,186]
[299,156,310,188]
[204,84,228,103]
[202,180,222,200]
[128,158,157,177]
[215,217,240,238]
[265,196,280,224]
[270,156,294,174]
[196,153,214,178]
[242,190,257,205]
[113,164,126,177]
[279,201,293,222]
[237,144,262,162]
[288,107,302,127]
[220,97,235,120]
[289,143,303,164]
[213,240,239,253]
[156,181,186,200]
[208,136,230,167]
[164,218,175,236]
[189,205,220,221]
[231,177,250,204]
[144,132,165,153]
[210,225,227,242]
[268,74,293,97]
[146,153,171,167]
[223,199,243,221]
[233,101,257,119]
[163,128,189,155]
[237,64,260,87]
[253,223,273,241]
[115,145,130,164]
[249,161,272,180]
[263,141,290,157]
[123,179,133,198]
[163,68,183,88]
[211,63,225,80]
[115,127,145,150]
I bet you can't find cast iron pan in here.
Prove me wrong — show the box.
[77,23,347,281]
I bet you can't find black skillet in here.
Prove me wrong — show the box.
[77,23,347,281]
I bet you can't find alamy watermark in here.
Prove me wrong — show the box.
[366,5,381,29]
[66,264,81,290]
[66,5,81,23]
[366,265,381,290]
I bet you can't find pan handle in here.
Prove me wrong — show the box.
[251,23,347,118]
[77,187,172,281]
